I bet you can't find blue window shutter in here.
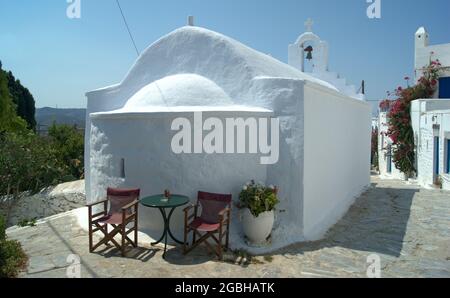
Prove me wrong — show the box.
[447,139,450,174]
[435,137,440,175]
[439,77,450,99]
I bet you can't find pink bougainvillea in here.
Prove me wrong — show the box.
[379,99,392,112]
[385,60,441,177]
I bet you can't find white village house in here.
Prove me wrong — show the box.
[378,108,405,180]
[411,27,450,190]
[378,27,450,189]
[83,21,371,252]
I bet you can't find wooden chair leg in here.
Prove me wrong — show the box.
[88,208,93,253]
[121,225,126,257]
[183,227,188,254]
[105,224,109,245]
[218,225,224,260]
[218,245,223,260]
[225,214,231,251]
[134,210,138,247]
[89,230,93,252]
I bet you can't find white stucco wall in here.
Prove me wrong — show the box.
[246,77,306,251]
[416,43,450,81]
[89,111,271,242]
[302,82,371,241]
[377,112,404,180]
[411,99,450,190]
[415,27,450,93]
[84,26,337,204]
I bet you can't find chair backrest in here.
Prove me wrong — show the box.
[197,191,232,224]
[107,188,140,216]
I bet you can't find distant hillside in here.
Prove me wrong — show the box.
[36,107,86,129]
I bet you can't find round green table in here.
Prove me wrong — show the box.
[140,194,190,258]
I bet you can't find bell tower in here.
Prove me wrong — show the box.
[415,27,430,81]
[288,19,364,100]
[288,18,328,73]
[415,27,429,49]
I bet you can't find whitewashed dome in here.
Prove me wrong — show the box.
[123,73,233,110]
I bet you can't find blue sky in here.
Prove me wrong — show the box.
[0,0,449,109]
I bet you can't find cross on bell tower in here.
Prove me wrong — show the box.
[305,18,314,32]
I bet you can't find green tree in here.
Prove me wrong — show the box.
[48,123,84,179]
[0,64,27,133]
[0,131,72,196]
[5,69,36,131]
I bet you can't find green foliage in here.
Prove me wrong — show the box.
[0,215,28,278]
[17,218,37,228]
[239,181,279,217]
[385,60,441,177]
[48,123,84,179]
[0,240,28,278]
[1,61,36,131]
[263,255,274,263]
[0,64,29,134]
[0,216,5,241]
[0,62,83,198]
[0,131,71,196]
[371,127,379,170]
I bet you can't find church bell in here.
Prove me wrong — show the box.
[304,46,313,60]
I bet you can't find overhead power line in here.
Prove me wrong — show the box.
[115,0,140,57]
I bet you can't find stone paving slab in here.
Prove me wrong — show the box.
[6,176,450,278]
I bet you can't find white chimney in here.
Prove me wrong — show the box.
[188,16,194,26]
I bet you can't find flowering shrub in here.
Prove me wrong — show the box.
[371,127,379,169]
[385,59,441,177]
[239,181,279,217]
[379,99,393,112]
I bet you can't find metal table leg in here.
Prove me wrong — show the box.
[151,208,167,246]
[152,207,185,258]
[167,207,185,244]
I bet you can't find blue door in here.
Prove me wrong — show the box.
[439,77,450,98]
[434,137,440,175]
[447,139,450,174]
[387,145,392,173]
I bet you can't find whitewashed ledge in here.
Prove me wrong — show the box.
[0,180,85,227]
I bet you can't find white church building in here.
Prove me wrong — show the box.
[411,27,450,190]
[84,21,371,252]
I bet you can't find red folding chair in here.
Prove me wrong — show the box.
[87,188,140,256]
[183,191,232,260]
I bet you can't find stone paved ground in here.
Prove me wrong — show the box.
[6,176,450,278]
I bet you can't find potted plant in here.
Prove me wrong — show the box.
[239,181,279,246]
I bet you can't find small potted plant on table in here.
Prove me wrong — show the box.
[239,181,279,246]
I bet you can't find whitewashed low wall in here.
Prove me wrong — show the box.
[302,82,371,240]
[0,180,85,227]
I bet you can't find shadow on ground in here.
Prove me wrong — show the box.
[90,181,419,263]
[93,246,159,262]
[277,182,418,258]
